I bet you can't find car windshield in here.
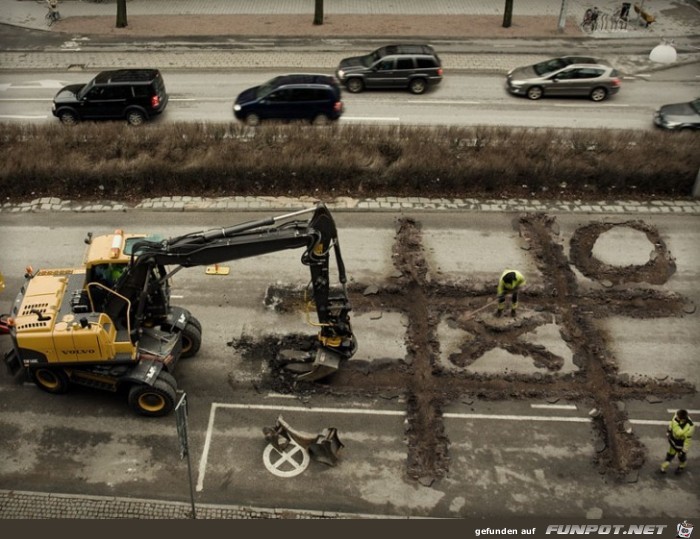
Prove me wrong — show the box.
[692,99,700,114]
[366,49,385,66]
[77,79,96,99]
[256,76,283,98]
[533,58,572,76]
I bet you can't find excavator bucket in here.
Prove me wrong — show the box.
[294,347,342,382]
[308,428,344,466]
[263,415,344,467]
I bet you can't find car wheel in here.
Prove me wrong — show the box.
[58,110,79,125]
[526,86,543,100]
[126,109,146,126]
[246,113,261,126]
[590,87,608,102]
[346,78,364,93]
[312,114,330,126]
[409,78,427,95]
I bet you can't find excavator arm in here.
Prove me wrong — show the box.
[110,203,356,381]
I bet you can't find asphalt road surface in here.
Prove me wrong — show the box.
[0,70,698,129]
[0,209,698,518]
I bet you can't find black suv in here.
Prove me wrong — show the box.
[52,69,169,126]
[336,44,443,95]
[233,73,344,126]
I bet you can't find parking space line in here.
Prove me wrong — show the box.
[443,413,590,422]
[196,402,405,491]
[195,402,682,492]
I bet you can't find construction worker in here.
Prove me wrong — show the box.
[660,409,694,474]
[495,269,526,317]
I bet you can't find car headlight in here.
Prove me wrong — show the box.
[509,80,523,88]
[337,69,345,79]
[233,104,241,112]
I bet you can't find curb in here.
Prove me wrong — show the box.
[3,196,700,215]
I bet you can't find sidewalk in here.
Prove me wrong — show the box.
[0,0,699,74]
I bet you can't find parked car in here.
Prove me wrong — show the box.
[654,98,700,131]
[233,74,343,126]
[506,56,621,102]
[335,44,443,95]
[52,69,168,126]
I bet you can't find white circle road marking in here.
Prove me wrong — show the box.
[262,440,310,478]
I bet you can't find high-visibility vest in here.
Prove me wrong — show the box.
[497,269,526,295]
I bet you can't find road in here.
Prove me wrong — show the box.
[0,70,698,128]
[1,208,698,518]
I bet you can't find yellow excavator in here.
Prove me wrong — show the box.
[2,204,357,416]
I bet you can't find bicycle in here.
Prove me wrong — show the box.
[45,0,61,27]
[581,6,600,32]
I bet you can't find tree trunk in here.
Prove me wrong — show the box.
[313,0,324,25]
[116,0,128,28]
[502,0,513,28]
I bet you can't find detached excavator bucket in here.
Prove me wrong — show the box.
[308,428,344,466]
[263,415,344,467]
[294,347,342,382]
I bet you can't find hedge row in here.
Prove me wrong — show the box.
[1,122,697,201]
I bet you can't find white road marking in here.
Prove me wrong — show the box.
[0,115,47,119]
[341,117,400,122]
[262,440,310,478]
[554,103,630,108]
[0,80,68,91]
[530,403,578,410]
[0,98,53,101]
[666,408,700,414]
[444,413,591,422]
[195,402,682,492]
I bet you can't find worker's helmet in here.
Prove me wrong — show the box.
[503,271,517,284]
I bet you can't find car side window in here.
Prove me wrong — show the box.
[267,90,290,102]
[376,59,395,71]
[416,58,437,68]
[553,68,578,80]
[396,58,415,70]
[132,85,150,98]
[101,86,130,100]
[86,86,107,99]
[290,88,315,101]
[576,68,605,79]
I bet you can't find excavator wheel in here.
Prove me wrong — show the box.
[186,315,202,334]
[157,370,178,390]
[128,379,177,417]
[180,321,202,359]
[30,367,70,394]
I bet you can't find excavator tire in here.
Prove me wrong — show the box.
[186,315,202,334]
[157,370,178,390]
[180,321,202,359]
[30,367,70,394]
[128,379,177,417]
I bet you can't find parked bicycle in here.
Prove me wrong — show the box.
[581,6,600,32]
[45,0,60,27]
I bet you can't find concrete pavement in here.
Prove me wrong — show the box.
[0,0,699,74]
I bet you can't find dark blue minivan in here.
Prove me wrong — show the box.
[233,74,344,126]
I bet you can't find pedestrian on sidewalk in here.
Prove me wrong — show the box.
[495,269,526,318]
[660,409,694,474]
